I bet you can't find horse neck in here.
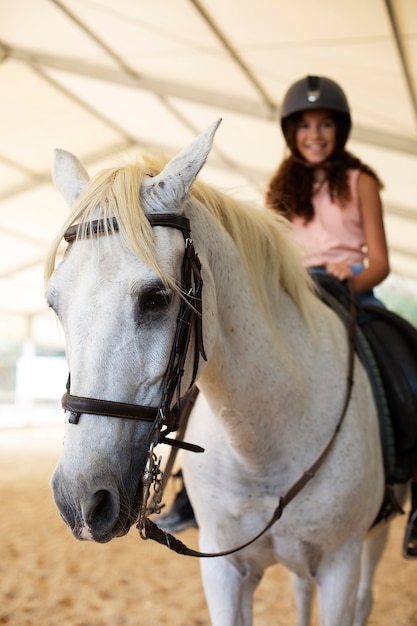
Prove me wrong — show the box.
[194,217,315,465]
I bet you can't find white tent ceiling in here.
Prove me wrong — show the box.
[0,0,416,345]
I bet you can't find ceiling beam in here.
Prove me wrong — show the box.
[4,45,417,157]
[384,0,417,127]
[384,202,417,220]
[390,244,417,261]
[0,153,44,181]
[189,0,276,111]
[40,3,252,177]
[0,256,47,280]
[49,0,140,78]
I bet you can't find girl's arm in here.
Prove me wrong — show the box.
[325,172,389,293]
[354,172,389,293]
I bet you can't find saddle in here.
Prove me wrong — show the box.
[312,274,417,485]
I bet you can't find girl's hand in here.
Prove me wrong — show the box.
[325,262,354,282]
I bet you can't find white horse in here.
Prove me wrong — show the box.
[47,120,405,626]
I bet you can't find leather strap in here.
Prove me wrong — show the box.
[61,391,204,452]
[141,280,358,558]
[62,392,160,424]
[157,386,200,499]
[64,214,191,242]
[61,213,205,458]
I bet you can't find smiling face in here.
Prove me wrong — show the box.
[295,109,337,167]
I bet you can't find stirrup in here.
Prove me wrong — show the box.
[402,509,417,559]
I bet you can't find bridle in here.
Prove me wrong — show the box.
[60,213,206,531]
[59,213,359,559]
[140,281,359,558]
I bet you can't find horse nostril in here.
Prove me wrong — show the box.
[81,489,120,539]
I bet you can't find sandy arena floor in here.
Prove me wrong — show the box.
[0,426,416,626]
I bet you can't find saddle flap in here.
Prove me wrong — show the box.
[313,274,417,484]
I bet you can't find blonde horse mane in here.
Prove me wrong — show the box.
[45,155,313,325]
[187,175,313,326]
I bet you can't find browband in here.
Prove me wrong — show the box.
[64,214,191,243]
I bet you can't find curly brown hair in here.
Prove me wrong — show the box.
[265,111,383,223]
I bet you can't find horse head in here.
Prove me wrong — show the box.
[48,120,221,543]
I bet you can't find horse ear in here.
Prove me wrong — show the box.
[52,149,90,208]
[141,118,222,213]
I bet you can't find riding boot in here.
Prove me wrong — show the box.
[403,481,417,558]
[154,470,198,534]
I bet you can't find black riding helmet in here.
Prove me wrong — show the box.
[281,75,352,149]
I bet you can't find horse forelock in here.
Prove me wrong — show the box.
[45,161,175,290]
[46,155,313,325]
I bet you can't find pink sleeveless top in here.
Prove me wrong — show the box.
[291,169,366,267]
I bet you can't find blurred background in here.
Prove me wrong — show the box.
[1,0,417,426]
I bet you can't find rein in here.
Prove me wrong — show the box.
[60,213,358,559]
[140,281,358,558]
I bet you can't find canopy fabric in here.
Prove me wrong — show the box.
[0,0,416,344]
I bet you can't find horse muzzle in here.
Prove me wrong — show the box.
[50,465,144,544]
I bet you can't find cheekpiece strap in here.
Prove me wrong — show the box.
[61,211,205,447]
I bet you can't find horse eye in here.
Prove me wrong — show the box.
[138,287,172,315]
[45,289,59,315]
